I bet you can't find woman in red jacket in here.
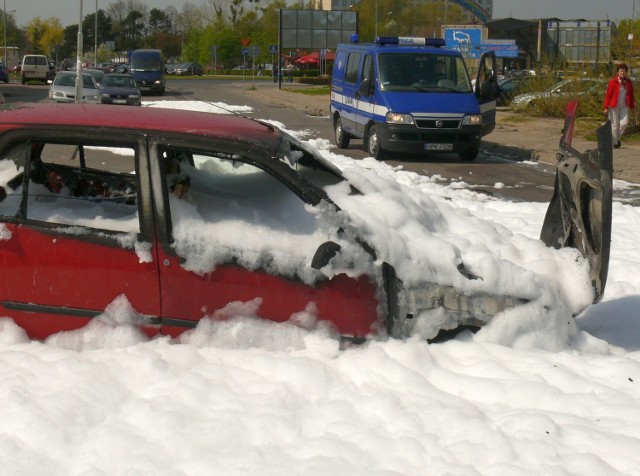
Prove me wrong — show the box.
[604,62,635,148]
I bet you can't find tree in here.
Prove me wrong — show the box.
[39,18,65,59]
[25,17,64,57]
[149,8,172,35]
[25,18,46,54]
[106,0,149,50]
[121,10,147,50]
[82,10,113,53]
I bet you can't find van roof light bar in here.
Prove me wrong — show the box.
[375,37,446,47]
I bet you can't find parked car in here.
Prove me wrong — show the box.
[173,62,203,76]
[510,78,607,111]
[99,73,142,106]
[21,54,50,84]
[0,103,611,342]
[83,68,105,86]
[497,76,538,106]
[48,71,101,103]
[0,63,9,84]
[115,63,130,74]
[94,62,117,73]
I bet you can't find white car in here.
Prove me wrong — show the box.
[48,70,101,104]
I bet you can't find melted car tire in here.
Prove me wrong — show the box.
[335,117,351,149]
[366,125,386,160]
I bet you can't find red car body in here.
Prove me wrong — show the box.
[0,104,380,340]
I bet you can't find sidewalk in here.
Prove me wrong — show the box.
[243,81,640,184]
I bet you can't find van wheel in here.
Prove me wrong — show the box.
[335,118,351,149]
[366,126,386,160]
[21,75,26,85]
[460,148,479,161]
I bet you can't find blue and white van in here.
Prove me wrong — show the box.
[330,36,499,161]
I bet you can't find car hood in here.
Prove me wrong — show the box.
[51,85,99,94]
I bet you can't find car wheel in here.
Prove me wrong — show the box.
[366,125,386,160]
[334,117,351,149]
[21,75,25,85]
[459,148,479,161]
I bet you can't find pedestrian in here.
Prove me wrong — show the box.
[604,62,635,149]
[286,62,295,83]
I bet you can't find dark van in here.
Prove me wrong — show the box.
[129,49,165,95]
[330,36,499,161]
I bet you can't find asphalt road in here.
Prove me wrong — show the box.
[3,78,558,203]
[167,79,558,203]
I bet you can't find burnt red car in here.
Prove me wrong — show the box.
[0,102,611,342]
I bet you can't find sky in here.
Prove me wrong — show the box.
[1,99,640,474]
[8,0,637,29]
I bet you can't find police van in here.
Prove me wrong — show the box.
[330,36,499,161]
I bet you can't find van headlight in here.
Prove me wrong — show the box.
[462,115,482,125]
[386,112,414,125]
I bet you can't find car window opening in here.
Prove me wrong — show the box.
[0,141,140,233]
[161,146,334,281]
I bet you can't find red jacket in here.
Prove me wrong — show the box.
[604,77,635,109]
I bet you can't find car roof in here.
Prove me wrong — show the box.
[0,103,283,147]
[339,43,462,57]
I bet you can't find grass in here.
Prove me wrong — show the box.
[283,85,330,96]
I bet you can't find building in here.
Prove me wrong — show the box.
[485,18,613,72]
[0,46,20,68]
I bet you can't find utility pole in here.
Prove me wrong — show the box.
[630,0,636,58]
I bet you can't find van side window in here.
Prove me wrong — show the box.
[345,52,361,84]
[359,54,375,96]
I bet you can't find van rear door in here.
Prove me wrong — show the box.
[474,51,498,136]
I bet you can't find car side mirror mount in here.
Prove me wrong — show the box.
[311,241,342,269]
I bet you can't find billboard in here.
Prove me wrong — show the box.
[481,41,519,58]
[280,9,358,50]
[444,27,483,59]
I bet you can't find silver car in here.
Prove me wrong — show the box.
[510,77,607,111]
[48,71,100,104]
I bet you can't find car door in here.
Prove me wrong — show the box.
[474,51,498,136]
[338,51,363,135]
[355,53,376,136]
[0,131,162,339]
[147,141,380,338]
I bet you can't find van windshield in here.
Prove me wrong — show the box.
[130,56,162,71]
[378,53,472,93]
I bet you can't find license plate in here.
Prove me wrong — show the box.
[113,99,127,104]
[425,143,453,151]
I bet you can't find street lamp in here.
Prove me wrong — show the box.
[630,0,636,57]
[94,0,98,65]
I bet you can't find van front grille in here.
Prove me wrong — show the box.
[414,119,461,129]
